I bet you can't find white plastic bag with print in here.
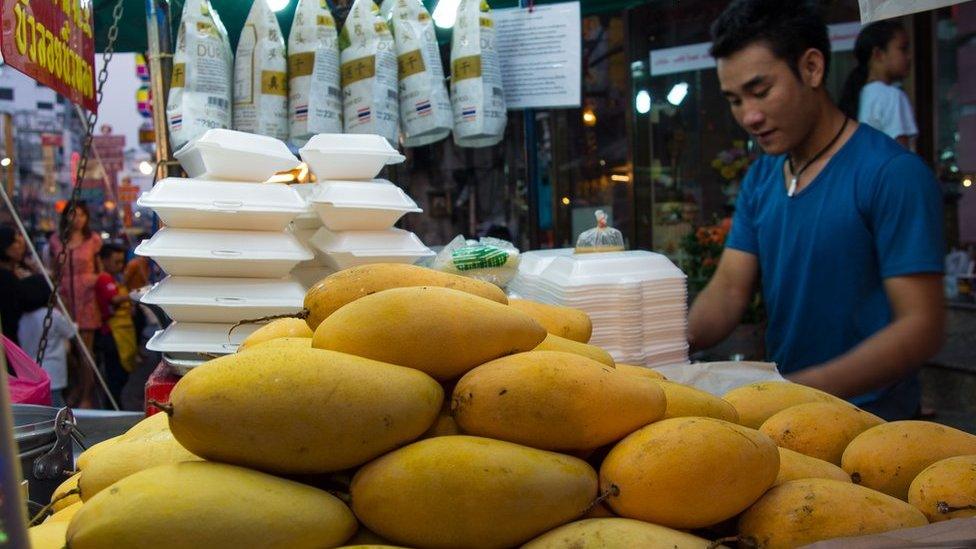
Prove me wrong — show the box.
[339,0,399,144]
[234,0,289,140]
[387,0,452,147]
[167,0,233,150]
[450,0,506,148]
[288,0,343,146]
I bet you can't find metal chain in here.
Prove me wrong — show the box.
[36,0,126,365]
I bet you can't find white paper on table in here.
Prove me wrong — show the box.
[651,361,786,396]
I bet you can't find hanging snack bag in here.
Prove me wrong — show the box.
[339,0,399,144]
[288,0,343,146]
[234,0,289,140]
[450,0,506,148]
[388,0,453,147]
[575,210,625,253]
[167,0,233,150]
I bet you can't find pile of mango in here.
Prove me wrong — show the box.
[32,264,976,548]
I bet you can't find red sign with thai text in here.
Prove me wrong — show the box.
[0,0,96,112]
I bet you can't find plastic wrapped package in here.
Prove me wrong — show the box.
[234,0,289,140]
[340,0,399,143]
[432,235,521,287]
[167,0,233,150]
[450,0,507,148]
[575,210,625,254]
[288,0,343,145]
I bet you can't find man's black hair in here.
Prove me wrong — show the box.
[98,242,126,260]
[710,0,831,80]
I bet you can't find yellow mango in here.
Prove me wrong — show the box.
[46,501,82,523]
[601,417,779,529]
[240,336,312,351]
[67,462,356,549]
[652,380,738,422]
[722,381,842,428]
[509,298,593,343]
[842,421,976,500]
[423,412,460,438]
[77,413,171,470]
[342,526,399,546]
[50,472,81,512]
[908,455,976,522]
[522,518,715,549]
[238,318,312,350]
[29,522,68,549]
[351,436,598,549]
[760,401,883,465]
[168,346,442,474]
[75,436,121,471]
[453,351,665,451]
[313,287,546,381]
[305,263,508,329]
[532,333,614,366]
[615,363,666,380]
[775,447,850,486]
[738,478,927,549]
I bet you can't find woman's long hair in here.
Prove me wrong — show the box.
[839,20,904,119]
[58,201,92,241]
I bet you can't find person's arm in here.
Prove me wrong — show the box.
[787,274,944,397]
[688,249,759,351]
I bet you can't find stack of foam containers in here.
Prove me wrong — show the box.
[135,129,312,372]
[293,134,433,286]
[508,249,689,367]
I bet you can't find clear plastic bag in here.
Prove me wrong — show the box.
[575,210,625,253]
[432,235,521,287]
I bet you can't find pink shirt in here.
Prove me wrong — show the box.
[49,232,102,330]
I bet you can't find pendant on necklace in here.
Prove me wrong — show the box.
[787,176,798,198]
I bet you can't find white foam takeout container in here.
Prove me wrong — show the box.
[290,183,324,229]
[137,178,306,232]
[308,227,434,271]
[309,180,421,231]
[147,321,259,356]
[174,129,301,182]
[135,228,313,278]
[140,275,306,324]
[299,133,405,180]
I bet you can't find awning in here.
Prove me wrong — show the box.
[859,0,973,22]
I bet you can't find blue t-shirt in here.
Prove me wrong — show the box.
[726,124,944,419]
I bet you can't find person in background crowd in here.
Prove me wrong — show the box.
[123,235,152,291]
[0,225,27,343]
[94,244,133,403]
[18,275,75,408]
[839,20,917,148]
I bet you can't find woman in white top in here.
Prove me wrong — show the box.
[840,20,917,148]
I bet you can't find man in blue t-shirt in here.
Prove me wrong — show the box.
[688,0,945,420]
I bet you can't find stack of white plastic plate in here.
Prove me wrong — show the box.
[509,249,689,367]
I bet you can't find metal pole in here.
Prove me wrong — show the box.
[0,329,30,549]
[145,0,174,181]
[520,1,540,250]
[3,113,14,198]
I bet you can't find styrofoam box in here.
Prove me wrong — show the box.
[310,180,421,231]
[136,228,313,278]
[137,178,306,231]
[140,275,305,323]
[291,265,336,288]
[147,321,260,355]
[308,227,434,271]
[289,183,323,229]
[174,129,300,182]
[299,133,405,180]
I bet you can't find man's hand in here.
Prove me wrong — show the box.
[787,273,945,398]
[688,248,760,352]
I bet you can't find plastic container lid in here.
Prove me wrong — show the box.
[137,178,306,231]
[308,227,434,271]
[174,129,301,182]
[309,180,421,231]
[537,251,685,288]
[140,275,305,323]
[299,133,405,180]
[146,321,260,355]
[135,227,313,278]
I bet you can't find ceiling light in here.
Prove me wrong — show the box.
[0,157,11,167]
[433,0,461,28]
[667,82,689,106]
[964,177,973,188]
[635,90,651,114]
[611,174,631,182]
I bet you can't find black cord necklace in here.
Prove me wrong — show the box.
[786,116,849,197]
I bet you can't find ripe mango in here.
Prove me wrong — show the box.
[304,263,508,329]
[522,517,714,549]
[50,472,81,512]
[66,462,357,549]
[423,412,460,438]
[615,363,666,380]
[774,447,850,486]
[601,417,779,529]
[77,413,171,470]
[351,435,598,549]
[908,455,976,522]
[313,287,546,381]
[842,421,976,500]
[29,521,68,549]
[46,501,82,523]
[238,318,312,350]
[240,336,312,351]
[168,346,442,474]
[652,380,738,422]
[509,298,592,343]
[760,401,883,465]
[453,351,665,451]
[722,381,842,428]
[532,333,614,366]
[738,478,927,549]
